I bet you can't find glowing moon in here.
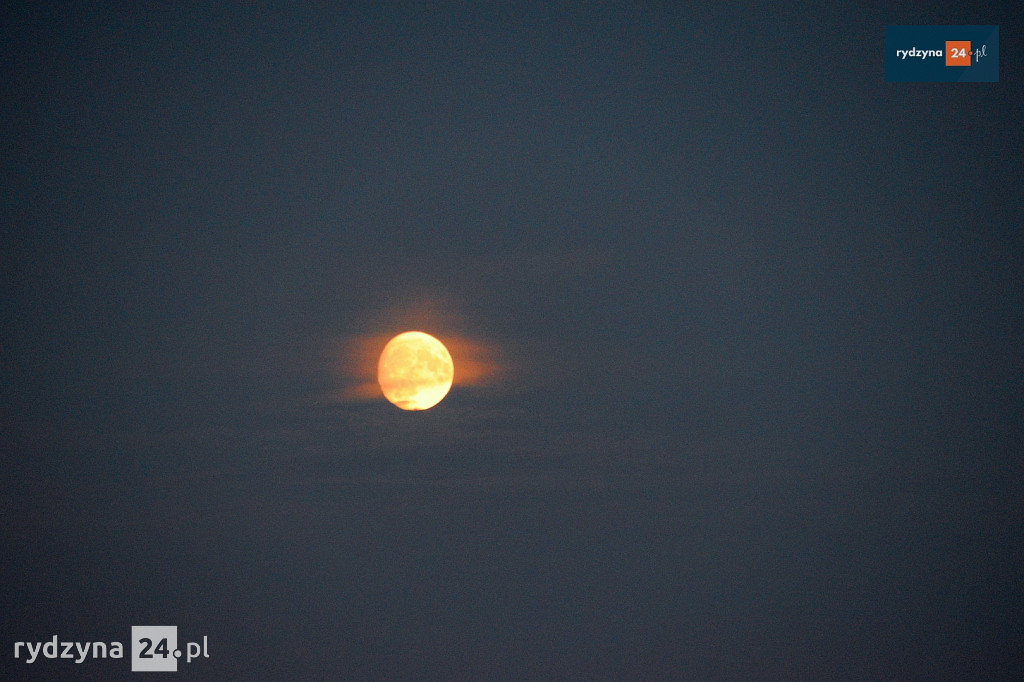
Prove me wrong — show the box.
[377,331,454,410]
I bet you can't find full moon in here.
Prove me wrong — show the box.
[377,331,454,410]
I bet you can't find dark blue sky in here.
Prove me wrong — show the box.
[2,2,1022,679]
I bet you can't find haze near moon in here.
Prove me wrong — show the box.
[377,331,454,410]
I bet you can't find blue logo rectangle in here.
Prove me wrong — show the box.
[885,25,998,82]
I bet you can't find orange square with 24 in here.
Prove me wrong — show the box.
[946,41,971,66]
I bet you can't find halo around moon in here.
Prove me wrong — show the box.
[377,331,454,410]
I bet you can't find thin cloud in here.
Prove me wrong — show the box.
[328,331,508,405]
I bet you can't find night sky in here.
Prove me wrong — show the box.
[2,3,1023,679]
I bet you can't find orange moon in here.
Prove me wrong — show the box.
[377,331,454,410]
